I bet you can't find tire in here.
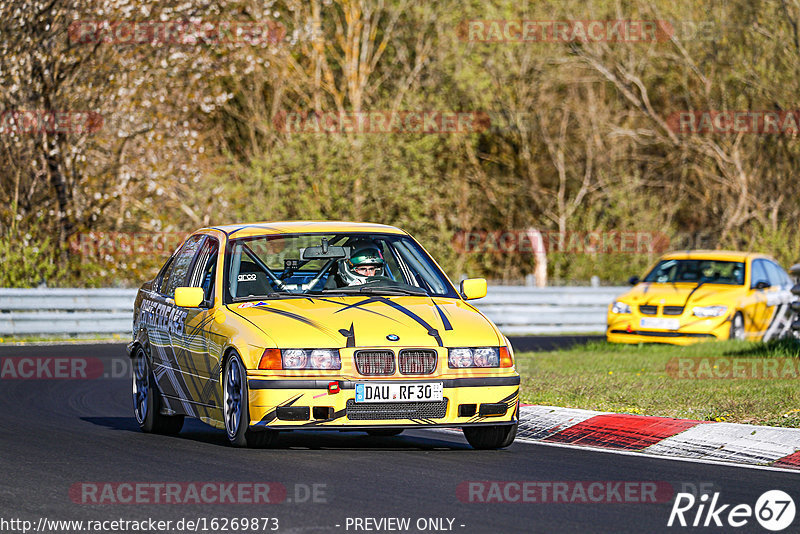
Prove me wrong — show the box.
[366,429,404,437]
[132,347,184,435]
[729,312,745,341]
[463,423,517,450]
[223,352,278,448]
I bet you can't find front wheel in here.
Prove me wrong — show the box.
[223,352,277,448]
[132,347,184,435]
[463,423,517,450]
[729,312,745,341]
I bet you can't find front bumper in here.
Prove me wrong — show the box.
[246,375,520,430]
[606,313,731,345]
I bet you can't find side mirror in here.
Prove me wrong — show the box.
[175,287,205,308]
[755,280,771,290]
[460,278,487,300]
[628,276,640,285]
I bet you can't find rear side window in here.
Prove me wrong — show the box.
[765,261,789,288]
[154,255,176,294]
[162,235,204,298]
[187,237,219,305]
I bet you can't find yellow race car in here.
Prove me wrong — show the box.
[607,250,795,345]
[128,221,519,448]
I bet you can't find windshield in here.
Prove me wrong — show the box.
[643,259,745,286]
[224,232,458,301]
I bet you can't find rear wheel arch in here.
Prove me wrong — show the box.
[132,344,184,435]
[128,341,142,359]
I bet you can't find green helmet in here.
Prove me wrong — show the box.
[341,242,385,285]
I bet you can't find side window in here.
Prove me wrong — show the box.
[783,266,793,286]
[187,237,219,305]
[162,235,205,298]
[750,260,769,289]
[154,255,176,294]
[765,261,787,288]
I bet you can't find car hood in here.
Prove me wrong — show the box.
[226,295,502,348]
[618,282,744,307]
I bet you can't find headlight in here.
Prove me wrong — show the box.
[692,305,728,318]
[448,347,500,368]
[282,349,341,370]
[611,301,631,314]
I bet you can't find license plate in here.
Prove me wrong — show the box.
[354,382,443,403]
[639,318,680,330]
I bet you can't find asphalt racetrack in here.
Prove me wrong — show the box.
[0,340,797,534]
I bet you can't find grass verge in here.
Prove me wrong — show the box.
[516,338,800,427]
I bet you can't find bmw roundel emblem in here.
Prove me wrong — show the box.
[386,334,400,341]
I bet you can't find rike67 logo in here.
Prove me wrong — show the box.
[668,490,795,531]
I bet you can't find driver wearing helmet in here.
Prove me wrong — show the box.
[334,241,385,287]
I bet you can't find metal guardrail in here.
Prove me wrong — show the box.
[477,286,622,334]
[0,286,624,336]
[0,289,137,336]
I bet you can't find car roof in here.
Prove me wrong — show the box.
[199,220,407,239]
[659,250,772,262]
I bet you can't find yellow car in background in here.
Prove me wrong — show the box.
[128,221,519,449]
[607,251,795,345]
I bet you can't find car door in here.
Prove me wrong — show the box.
[748,259,772,338]
[180,236,224,413]
[762,260,793,340]
[148,234,205,415]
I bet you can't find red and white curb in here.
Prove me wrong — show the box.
[516,405,800,470]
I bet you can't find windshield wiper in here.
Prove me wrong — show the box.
[355,286,428,296]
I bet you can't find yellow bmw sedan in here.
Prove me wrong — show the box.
[607,250,795,345]
[128,221,519,448]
